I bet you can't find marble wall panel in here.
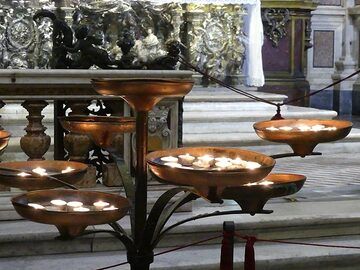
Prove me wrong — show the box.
[314,0,342,6]
[313,30,334,68]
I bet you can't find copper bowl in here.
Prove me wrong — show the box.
[254,119,352,157]
[0,160,88,190]
[92,78,194,111]
[147,147,275,202]
[12,189,130,238]
[0,130,11,155]
[222,173,306,215]
[59,116,135,150]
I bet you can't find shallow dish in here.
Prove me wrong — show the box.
[147,147,275,202]
[12,189,130,238]
[0,160,88,190]
[254,119,352,157]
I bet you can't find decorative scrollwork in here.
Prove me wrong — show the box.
[186,4,246,83]
[263,8,290,47]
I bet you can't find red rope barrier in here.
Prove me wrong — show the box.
[234,232,360,250]
[95,234,222,270]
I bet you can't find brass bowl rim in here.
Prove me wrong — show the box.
[259,173,306,183]
[58,115,135,124]
[0,130,11,139]
[146,146,276,173]
[11,190,130,214]
[0,160,88,177]
[92,78,195,83]
[253,118,353,133]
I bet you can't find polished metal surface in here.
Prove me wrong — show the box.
[59,116,135,150]
[0,130,11,154]
[254,119,353,157]
[222,173,306,214]
[0,160,88,190]
[92,78,194,111]
[147,147,275,202]
[12,189,130,238]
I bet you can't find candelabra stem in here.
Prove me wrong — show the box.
[134,111,149,247]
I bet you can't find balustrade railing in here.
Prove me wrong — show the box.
[0,69,187,191]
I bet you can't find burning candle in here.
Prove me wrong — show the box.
[246,161,261,170]
[28,203,45,209]
[93,201,110,210]
[197,155,215,166]
[161,156,178,163]
[311,124,326,132]
[279,126,293,131]
[244,182,258,186]
[297,125,311,132]
[215,157,231,163]
[259,180,274,186]
[215,161,233,170]
[32,167,48,176]
[73,207,90,212]
[17,172,31,177]
[61,167,75,174]
[103,205,118,211]
[164,162,182,168]
[266,126,279,131]
[50,199,67,210]
[51,199,67,206]
[67,201,83,208]
[178,154,195,166]
[324,126,337,131]
[231,158,247,168]
[192,161,211,169]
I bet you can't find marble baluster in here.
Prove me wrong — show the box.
[64,100,96,188]
[20,100,51,160]
[0,100,5,131]
[63,100,92,162]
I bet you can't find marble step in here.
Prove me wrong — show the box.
[0,199,358,258]
[1,236,359,270]
[183,105,337,123]
[185,88,287,103]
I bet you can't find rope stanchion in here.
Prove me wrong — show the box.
[244,236,257,270]
[234,232,360,270]
[220,221,235,270]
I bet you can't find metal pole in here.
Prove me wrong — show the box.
[220,221,235,270]
[134,111,148,246]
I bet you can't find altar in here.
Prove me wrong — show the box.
[0,0,264,87]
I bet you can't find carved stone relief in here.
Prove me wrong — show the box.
[262,8,290,47]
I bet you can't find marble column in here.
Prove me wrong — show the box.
[20,100,51,160]
[349,3,360,114]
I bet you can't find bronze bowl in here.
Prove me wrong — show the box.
[59,116,135,150]
[0,160,88,190]
[147,147,275,202]
[0,130,11,155]
[12,189,130,238]
[222,173,306,215]
[254,119,352,157]
[92,78,194,111]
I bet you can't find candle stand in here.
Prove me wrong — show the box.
[0,75,353,270]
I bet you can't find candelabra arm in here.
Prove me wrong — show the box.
[79,229,135,253]
[153,209,273,248]
[111,153,135,201]
[109,222,127,236]
[141,187,199,249]
[270,152,322,159]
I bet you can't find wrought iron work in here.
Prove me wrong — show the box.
[262,8,290,47]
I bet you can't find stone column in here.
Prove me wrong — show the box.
[349,3,360,114]
[332,0,358,114]
[20,100,51,160]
